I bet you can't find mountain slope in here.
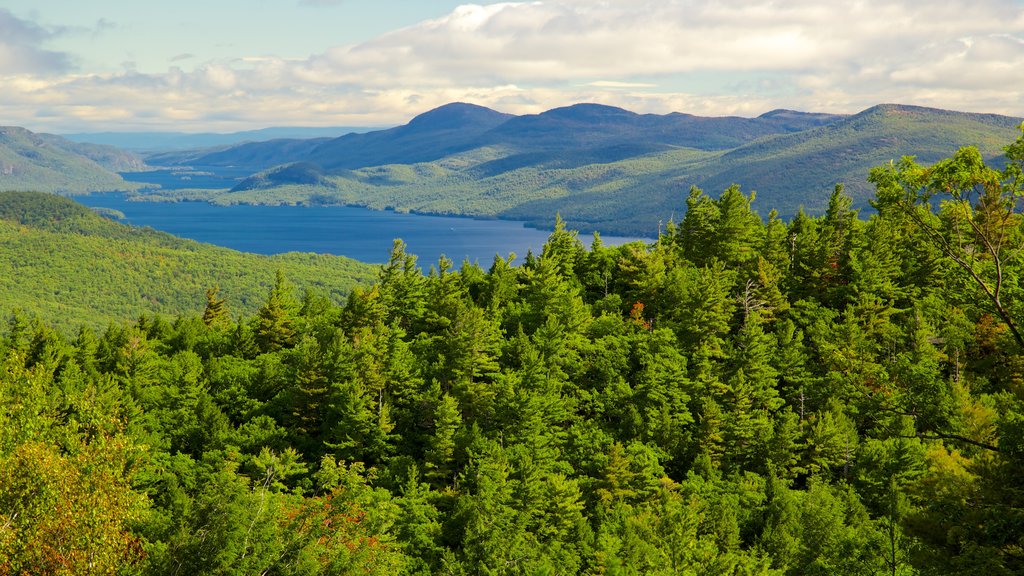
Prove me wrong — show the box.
[156,137,334,171]
[497,104,1024,230]
[691,103,1024,211]
[0,191,376,330]
[35,134,147,172]
[0,127,147,193]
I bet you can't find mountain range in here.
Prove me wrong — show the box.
[10,102,1024,236]
[148,102,844,171]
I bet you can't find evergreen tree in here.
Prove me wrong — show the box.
[202,286,230,328]
[254,271,298,353]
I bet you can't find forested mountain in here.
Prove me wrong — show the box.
[2,134,1023,574]
[0,192,376,330]
[139,103,1022,236]
[148,102,517,170]
[0,127,147,193]
[147,102,838,172]
[473,103,841,153]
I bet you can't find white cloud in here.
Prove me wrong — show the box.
[2,0,1023,131]
[0,9,73,75]
[588,81,658,89]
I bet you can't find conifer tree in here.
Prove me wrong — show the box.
[678,186,720,266]
[202,286,230,328]
[255,271,298,353]
[714,184,762,267]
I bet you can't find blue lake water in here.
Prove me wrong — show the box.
[75,193,647,265]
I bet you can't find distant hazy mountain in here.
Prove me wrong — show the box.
[307,102,516,170]
[0,127,146,193]
[475,103,842,151]
[149,102,843,173]
[149,102,515,170]
[172,102,1020,235]
[64,126,383,153]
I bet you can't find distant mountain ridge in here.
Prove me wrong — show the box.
[64,126,384,152]
[138,101,1021,235]
[149,102,846,172]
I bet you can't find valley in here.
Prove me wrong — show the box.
[5,101,1021,240]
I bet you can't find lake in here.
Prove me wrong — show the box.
[75,193,648,265]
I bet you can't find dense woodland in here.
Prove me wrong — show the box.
[2,131,1024,575]
[0,192,376,331]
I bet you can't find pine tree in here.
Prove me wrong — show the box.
[254,271,298,353]
[714,184,762,267]
[425,394,462,487]
[202,286,230,328]
[678,186,720,266]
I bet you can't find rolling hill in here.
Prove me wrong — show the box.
[0,191,376,330]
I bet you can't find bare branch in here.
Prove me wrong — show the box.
[908,432,999,453]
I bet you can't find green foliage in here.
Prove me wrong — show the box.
[3,134,1024,574]
[0,192,376,331]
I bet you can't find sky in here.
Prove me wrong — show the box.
[1,0,1023,133]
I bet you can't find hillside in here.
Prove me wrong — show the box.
[310,100,517,170]
[0,127,148,193]
[138,102,1022,235]
[475,103,842,153]
[0,191,376,330]
[35,133,147,172]
[496,104,1024,230]
[689,103,1024,212]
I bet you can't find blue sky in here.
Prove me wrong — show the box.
[2,0,1023,132]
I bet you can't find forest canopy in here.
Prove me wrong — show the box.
[1,130,1024,575]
